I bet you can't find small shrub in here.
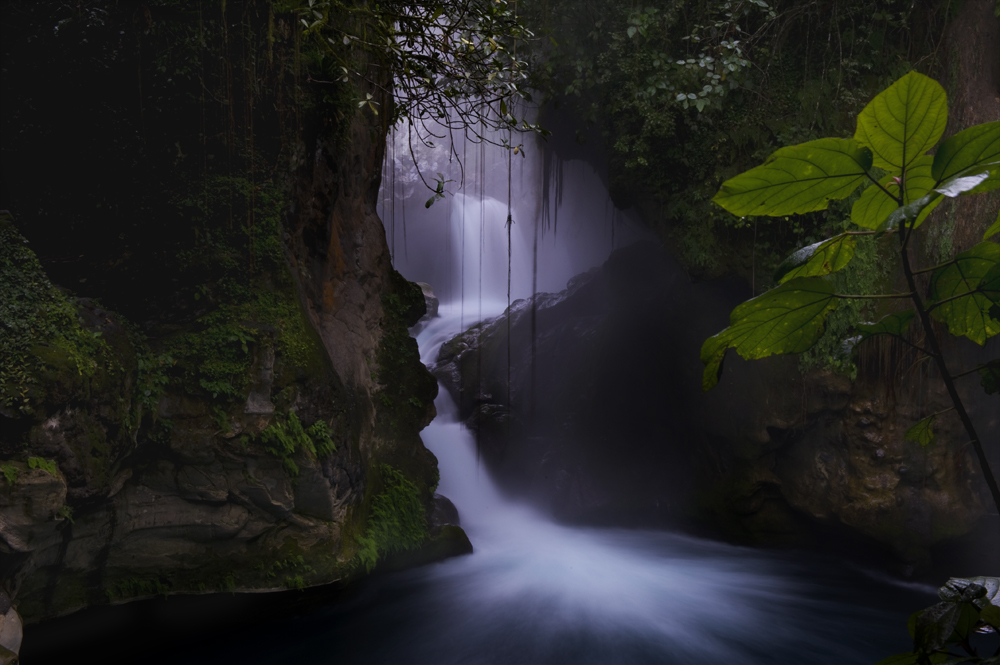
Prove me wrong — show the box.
[27,456,58,476]
[0,464,18,485]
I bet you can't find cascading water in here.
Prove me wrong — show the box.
[177,303,933,665]
[170,120,937,665]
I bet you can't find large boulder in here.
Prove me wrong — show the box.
[433,241,997,572]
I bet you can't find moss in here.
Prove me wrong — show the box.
[353,464,429,572]
[259,411,336,478]
[0,214,111,414]
[372,270,436,433]
[105,576,173,602]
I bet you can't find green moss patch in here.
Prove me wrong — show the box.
[354,464,429,572]
[0,214,111,414]
[260,411,336,477]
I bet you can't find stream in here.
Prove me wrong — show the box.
[25,134,939,665]
[169,303,933,664]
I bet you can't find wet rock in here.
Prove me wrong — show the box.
[0,464,68,553]
[431,493,460,528]
[416,282,439,320]
[0,606,22,665]
[293,457,338,522]
[435,240,993,570]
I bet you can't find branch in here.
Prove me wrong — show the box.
[897,216,1000,516]
[864,170,901,206]
[951,364,991,380]
[834,292,913,299]
[912,257,957,275]
[864,332,932,356]
[924,287,989,314]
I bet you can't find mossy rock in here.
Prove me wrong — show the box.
[378,525,473,572]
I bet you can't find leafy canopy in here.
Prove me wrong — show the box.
[704,71,1000,391]
[705,71,1000,520]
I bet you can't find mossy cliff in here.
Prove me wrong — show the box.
[0,0,463,627]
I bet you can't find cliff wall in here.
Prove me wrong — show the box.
[0,0,466,643]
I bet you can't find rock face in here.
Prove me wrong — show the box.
[0,1,466,628]
[434,241,996,570]
[411,282,441,335]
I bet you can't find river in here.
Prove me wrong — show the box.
[164,303,933,664]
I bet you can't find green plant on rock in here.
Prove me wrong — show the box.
[260,411,336,477]
[27,457,59,476]
[57,505,74,524]
[354,464,429,572]
[105,576,171,601]
[0,215,110,414]
[0,464,18,486]
[703,71,1000,515]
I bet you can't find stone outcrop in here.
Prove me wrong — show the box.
[434,241,997,571]
[0,1,467,635]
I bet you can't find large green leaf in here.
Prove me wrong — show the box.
[914,601,961,652]
[905,413,938,447]
[851,155,936,229]
[855,71,948,173]
[932,121,1000,186]
[928,241,1000,345]
[941,577,1000,609]
[856,310,915,341]
[701,278,838,391]
[774,234,856,283]
[712,138,873,217]
[877,170,993,232]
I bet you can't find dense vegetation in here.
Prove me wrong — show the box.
[517,0,987,374]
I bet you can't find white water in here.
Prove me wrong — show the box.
[357,306,923,664]
[173,127,932,665]
[175,303,930,665]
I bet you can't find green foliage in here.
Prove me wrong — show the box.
[879,577,1000,665]
[57,505,75,524]
[526,0,951,277]
[927,243,1000,345]
[256,554,314,590]
[27,457,59,476]
[979,360,1000,395]
[260,411,336,478]
[0,216,110,413]
[306,419,337,458]
[904,414,940,447]
[985,210,1000,240]
[774,234,856,284]
[354,464,429,572]
[0,464,18,486]
[855,74,947,173]
[292,0,542,193]
[105,576,172,601]
[705,71,1000,514]
[712,139,874,216]
[702,278,838,390]
[857,311,915,341]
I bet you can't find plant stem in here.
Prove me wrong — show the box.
[834,292,913,299]
[898,218,1000,516]
[951,364,990,380]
